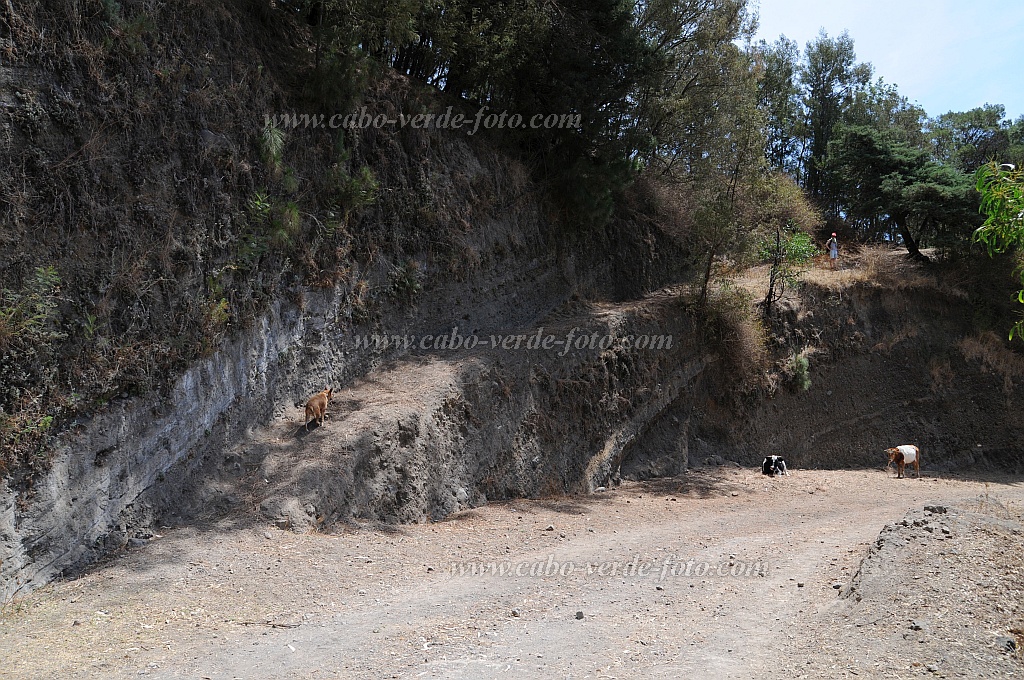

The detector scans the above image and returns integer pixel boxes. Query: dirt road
[2,468,1022,679]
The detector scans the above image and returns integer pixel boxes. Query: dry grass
[800,246,968,300]
[869,322,921,355]
[730,263,771,298]
[928,355,955,393]
[702,282,769,388]
[959,331,1024,393]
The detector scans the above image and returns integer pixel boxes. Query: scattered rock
[910,620,926,632]
[455,487,469,503]
[263,531,273,540]
[926,664,938,673]
[544,525,555,532]
[730,491,739,497]
[575,611,584,620]
[655,586,664,591]
[594,487,606,493]
[511,609,520,618]
[797,582,805,588]
[924,505,947,514]
[995,635,1017,652]
[832,582,843,589]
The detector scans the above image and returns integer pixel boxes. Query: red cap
[831,233,836,236]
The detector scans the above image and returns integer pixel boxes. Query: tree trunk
[895,217,930,262]
[697,242,718,311]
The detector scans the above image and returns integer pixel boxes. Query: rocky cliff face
[0,0,685,599]
[0,115,692,601]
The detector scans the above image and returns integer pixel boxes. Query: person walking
[825,232,838,269]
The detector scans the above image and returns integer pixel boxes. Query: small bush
[786,352,812,391]
[260,120,285,177]
[247,190,272,223]
[0,267,64,475]
[330,164,379,219]
[270,201,302,247]
[388,259,421,303]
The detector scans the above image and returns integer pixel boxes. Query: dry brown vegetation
[960,330,1024,393]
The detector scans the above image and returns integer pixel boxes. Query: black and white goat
[762,455,789,477]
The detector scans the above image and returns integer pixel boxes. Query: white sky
[751,0,1024,121]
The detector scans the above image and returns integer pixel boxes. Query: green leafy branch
[974,162,1024,339]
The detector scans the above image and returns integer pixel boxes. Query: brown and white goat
[304,387,333,431]
[885,444,921,479]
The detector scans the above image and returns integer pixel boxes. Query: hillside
[2,0,1024,619]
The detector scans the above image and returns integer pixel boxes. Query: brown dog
[304,387,333,431]
[885,445,921,479]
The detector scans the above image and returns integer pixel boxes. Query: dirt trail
[3,469,1022,679]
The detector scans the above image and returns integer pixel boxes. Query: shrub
[387,259,421,303]
[786,352,811,391]
[330,164,379,219]
[260,119,286,177]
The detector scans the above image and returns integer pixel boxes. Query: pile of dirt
[777,496,1024,678]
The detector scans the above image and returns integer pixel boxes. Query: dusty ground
[2,468,1022,679]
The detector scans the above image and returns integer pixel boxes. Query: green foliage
[247,191,272,223]
[329,165,379,218]
[0,267,64,473]
[282,167,299,194]
[757,37,802,174]
[200,298,231,355]
[787,352,811,391]
[82,313,99,339]
[931,105,1014,173]
[387,259,422,303]
[759,225,815,314]
[974,162,1024,339]
[260,119,285,177]
[303,44,373,112]
[101,0,121,23]
[797,30,873,205]
[641,1,758,178]
[974,163,1024,256]
[296,0,753,230]
[828,125,980,257]
[0,266,64,355]
[844,79,927,149]
[271,201,302,247]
